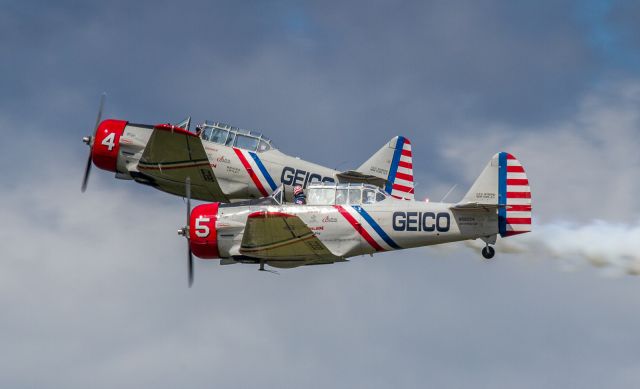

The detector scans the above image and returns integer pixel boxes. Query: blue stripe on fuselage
[249,152,278,191]
[498,152,507,237]
[353,205,401,250]
[385,136,405,194]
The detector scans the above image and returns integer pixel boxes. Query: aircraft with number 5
[175,152,532,285]
[80,96,415,202]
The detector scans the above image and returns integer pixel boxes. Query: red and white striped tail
[500,152,532,237]
[386,136,414,200]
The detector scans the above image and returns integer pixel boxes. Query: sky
[1,0,640,387]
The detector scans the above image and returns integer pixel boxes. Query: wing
[135,124,228,202]
[240,211,339,266]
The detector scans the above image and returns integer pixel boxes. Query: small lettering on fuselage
[475,192,496,200]
[280,167,335,187]
[392,212,451,232]
[227,166,241,175]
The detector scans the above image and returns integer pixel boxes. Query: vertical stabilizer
[499,153,532,237]
[383,136,414,200]
[460,152,532,237]
[355,136,415,200]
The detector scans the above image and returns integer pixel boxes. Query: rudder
[384,136,414,200]
[460,152,532,237]
[499,152,532,237]
[355,136,415,200]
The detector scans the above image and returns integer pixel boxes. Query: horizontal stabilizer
[336,170,387,188]
[450,202,505,211]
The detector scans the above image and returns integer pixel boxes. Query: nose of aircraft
[90,119,127,171]
[189,203,221,259]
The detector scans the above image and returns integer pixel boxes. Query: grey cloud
[588,0,640,71]
[1,0,635,195]
[437,80,640,222]
[3,2,640,388]
[467,219,640,276]
[0,2,622,141]
[1,145,640,388]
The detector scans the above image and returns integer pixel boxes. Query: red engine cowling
[189,203,221,259]
[92,119,128,172]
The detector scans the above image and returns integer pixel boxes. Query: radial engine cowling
[91,119,127,172]
[189,203,220,259]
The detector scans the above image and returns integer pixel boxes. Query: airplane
[176,151,532,286]
[80,96,415,202]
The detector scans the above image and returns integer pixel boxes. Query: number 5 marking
[101,132,116,151]
[195,216,211,237]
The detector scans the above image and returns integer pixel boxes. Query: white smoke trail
[467,220,640,276]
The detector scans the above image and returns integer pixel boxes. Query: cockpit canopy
[306,183,389,205]
[198,121,276,152]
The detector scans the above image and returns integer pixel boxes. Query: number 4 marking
[101,132,116,151]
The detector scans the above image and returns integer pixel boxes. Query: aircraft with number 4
[176,152,532,286]
[80,96,415,202]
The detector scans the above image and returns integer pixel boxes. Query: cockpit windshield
[235,134,259,151]
[209,128,229,144]
[201,127,213,141]
[308,188,336,205]
[197,121,276,152]
[306,184,389,205]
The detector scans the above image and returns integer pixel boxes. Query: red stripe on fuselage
[506,218,531,224]
[395,172,413,182]
[233,148,268,197]
[401,150,412,157]
[392,183,414,193]
[248,211,295,219]
[507,165,525,173]
[153,124,199,137]
[506,192,531,199]
[506,178,529,185]
[503,230,529,236]
[138,161,212,171]
[334,205,384,251]
[398,161,412,169]
[506,205,532,212]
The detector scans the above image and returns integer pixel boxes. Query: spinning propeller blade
[81,153,93,193]
[186,176,194,287]
[81,93,106,192]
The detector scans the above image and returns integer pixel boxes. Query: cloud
[0,142,637,388]
[3,2,640,388]
[0,137,639,388]
[429,79,640,278]
[466,219,640,277]
[0,1,612,163]
[438,80,640,222]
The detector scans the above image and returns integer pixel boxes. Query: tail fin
[460,152,531,237]
[354,136,414,200]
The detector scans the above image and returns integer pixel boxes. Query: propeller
[81,93,106,192]
[178,177,194,287]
